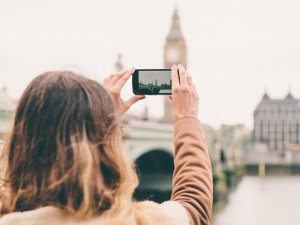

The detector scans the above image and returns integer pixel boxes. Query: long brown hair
[0,71,141,221]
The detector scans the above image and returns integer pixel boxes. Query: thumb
[124,95,146,108]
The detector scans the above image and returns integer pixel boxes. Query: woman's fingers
[187,72,193,87]
[186,72,198,98]
[171,65,179,89]
[103,68,134,98]
[108,70,128,88]
[102,68,146,117]
[114,68,135,90]
[178,64,188,87]
[102,74,114,88]
[171,65,199,120]
[102,68,132,90]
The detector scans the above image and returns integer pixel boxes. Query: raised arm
[170,65,213,225]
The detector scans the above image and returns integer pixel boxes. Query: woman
[0,65,212,225]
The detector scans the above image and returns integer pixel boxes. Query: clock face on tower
[166,47,180,63]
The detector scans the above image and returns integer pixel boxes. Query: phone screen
[132,69,172,95]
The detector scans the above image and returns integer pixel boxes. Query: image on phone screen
[132,69,172,95]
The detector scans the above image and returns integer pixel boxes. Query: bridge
[122,117,175,201]
[121,116,226,202]
[244,147,300,175]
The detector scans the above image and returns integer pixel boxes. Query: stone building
[253,91,300,155]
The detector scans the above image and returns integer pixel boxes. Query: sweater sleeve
[171,117,213,225]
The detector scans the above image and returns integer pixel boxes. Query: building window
[296,122,299,144]
[260,122,263,142]
[268,120,270,141]
[289,123,292,143]
[282,120,285,145]
[274,122,277,150]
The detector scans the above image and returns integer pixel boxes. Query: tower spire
[115,54,123,72]
[286,85,294,100]
[166,7,184,41]
[262,86,270,100]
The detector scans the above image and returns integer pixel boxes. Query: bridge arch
[135,149,174,174]
[134,149,174,202]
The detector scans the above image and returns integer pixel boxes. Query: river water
[213,176,300,225]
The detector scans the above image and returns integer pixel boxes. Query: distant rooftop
[259,90,299,104]
[254,90,300,114]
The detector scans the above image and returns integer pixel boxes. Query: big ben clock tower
[163,8,187,122]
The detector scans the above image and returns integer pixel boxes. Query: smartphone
[132,69,172,95]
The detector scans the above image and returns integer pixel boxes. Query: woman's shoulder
[0,201,190,225]
[135,200,190,225]
[0,206,67,225]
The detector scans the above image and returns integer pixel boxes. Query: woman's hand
[171,64,199,121]
[103,68,145,117]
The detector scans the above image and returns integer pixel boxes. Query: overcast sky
[1,0,300,128]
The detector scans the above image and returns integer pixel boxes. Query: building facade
[253,91,300,155]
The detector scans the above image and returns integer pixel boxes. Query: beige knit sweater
[0,117,213,225]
